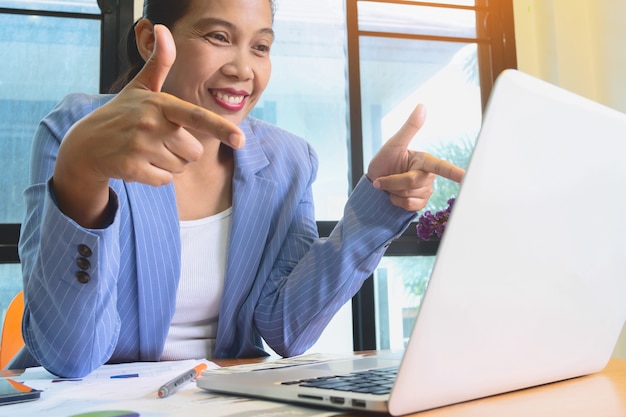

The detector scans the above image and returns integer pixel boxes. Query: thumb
[386,104,427,148]
[131,24,176,92]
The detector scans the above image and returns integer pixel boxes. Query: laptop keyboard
[281,366,398,395]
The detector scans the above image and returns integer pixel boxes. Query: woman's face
[162,0,274,128]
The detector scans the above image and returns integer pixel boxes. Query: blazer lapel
[218,119,276,352]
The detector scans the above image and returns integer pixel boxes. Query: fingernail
[230,133,244,149]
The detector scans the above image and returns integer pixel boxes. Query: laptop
[197,69,626,415]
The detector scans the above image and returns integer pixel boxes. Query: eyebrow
[193,17,275,39]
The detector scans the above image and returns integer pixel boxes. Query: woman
[13,0,464,378]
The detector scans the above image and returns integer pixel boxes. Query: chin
[222,108,254,126]
[223,113,248,127]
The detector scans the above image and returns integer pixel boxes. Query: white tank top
[160,207,232,360]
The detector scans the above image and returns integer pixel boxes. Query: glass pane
[253,0,349,220]
[360,34,482,347]
[0,13,100,222]
[359,36,480,213]
[374,256,436,349]
[0,264,22,320]
[0,0,99,14]
[358,2,476,38]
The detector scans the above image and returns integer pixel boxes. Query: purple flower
[416,197,455,241]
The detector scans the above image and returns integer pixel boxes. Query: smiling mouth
[211,90,246,105]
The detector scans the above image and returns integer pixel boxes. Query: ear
[135,18,156,62]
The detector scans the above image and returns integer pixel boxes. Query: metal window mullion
[346,0,365,192]
[100,1,133,93]
[358,30,489,44]
[355,0,483,12]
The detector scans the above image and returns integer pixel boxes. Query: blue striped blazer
[12,93,416,378]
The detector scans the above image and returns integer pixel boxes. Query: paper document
[0,359,339,417]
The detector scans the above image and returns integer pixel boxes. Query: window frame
[100,0,135,93]
[344,0,517,350]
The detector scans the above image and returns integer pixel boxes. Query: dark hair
[109,0,276,93]
[108,0,192,93]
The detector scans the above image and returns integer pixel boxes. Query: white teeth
[214,91,244,105]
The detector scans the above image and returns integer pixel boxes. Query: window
[346,0,517,350]
[0,0,132,315]
[258,0,516,351]
[254,0,350,221]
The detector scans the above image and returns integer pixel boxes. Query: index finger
[161,95,245,149]
[419,154,465,183]
[386,104,427,149]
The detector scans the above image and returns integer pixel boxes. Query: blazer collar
[217,118,277,354]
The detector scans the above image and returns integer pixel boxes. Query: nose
[222,49,254,81]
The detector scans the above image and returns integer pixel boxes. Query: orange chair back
[0,291,25,369]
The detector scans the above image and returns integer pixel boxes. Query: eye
[205,32,229,44]
[253,44,271,55]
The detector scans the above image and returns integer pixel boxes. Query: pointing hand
[366,104,465,212]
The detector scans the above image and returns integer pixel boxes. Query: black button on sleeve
[75,271,90,284]
[76,257,91,271]
[77,244,93,258]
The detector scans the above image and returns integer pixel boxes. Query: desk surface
[5,355,626,416]
[214,356,626,417]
